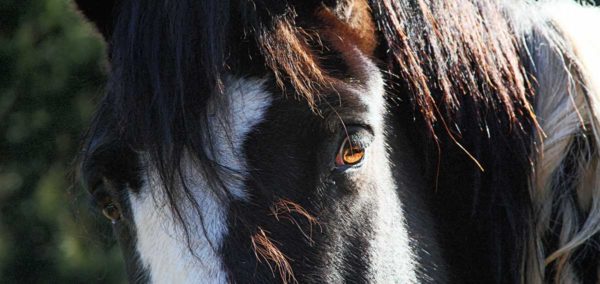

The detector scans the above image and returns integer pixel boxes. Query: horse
[74,0,600,283]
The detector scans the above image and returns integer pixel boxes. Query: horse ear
[74,0,116,39]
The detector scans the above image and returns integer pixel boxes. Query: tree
[0,0,125,282]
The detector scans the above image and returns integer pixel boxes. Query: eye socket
[91,181,122,224]
[335,136,366,167]
[102,203,121,224]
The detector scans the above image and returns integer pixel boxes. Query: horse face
[78,1,426,283]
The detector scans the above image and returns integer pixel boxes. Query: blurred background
[1,0,125,282]
[1,0,599,283]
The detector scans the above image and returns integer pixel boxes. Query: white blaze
[130,77,272,283]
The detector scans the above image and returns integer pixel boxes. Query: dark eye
[102,202,121,224]
[91,181,122,224]
[335,136,366,167]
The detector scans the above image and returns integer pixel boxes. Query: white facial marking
[130,77,272,283]
[367,133,418,284]
[368,90,417,283]
[345,51,418,283]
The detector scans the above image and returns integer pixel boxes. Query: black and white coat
[76,0,600,283]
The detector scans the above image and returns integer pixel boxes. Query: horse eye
[89,180,122,223]
[102,203,121,223]
[335,137,366,167]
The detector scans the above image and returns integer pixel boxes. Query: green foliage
[0,0,126,282]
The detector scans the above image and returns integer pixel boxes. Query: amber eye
[102,203,121,223]
[335,137,366,167]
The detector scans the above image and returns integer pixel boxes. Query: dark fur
[222,91,377,283]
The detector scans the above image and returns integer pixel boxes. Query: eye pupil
[336,136,366,167]
[343,146,365,164]
[102,203,121,223]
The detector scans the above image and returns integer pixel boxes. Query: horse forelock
[97,0,540,185]
[98,0,377,181]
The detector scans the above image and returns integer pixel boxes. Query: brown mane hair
[254,0,377,107]
[370,0,535,135]
[255,0,535,138]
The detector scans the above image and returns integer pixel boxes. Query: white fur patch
[130,77,272,283]
[346,52,418,283]
[369,138,418,284]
